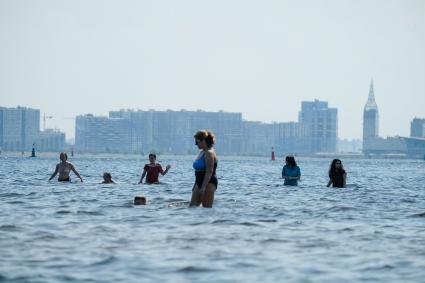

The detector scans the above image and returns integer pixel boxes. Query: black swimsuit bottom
[195,171,218,189]
[58,177,70,182]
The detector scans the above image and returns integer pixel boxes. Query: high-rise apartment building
[410,118,425,138]
[299,100,338,153]
[0,106,40,151]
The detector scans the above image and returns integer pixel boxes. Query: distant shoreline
[1,151,423,160]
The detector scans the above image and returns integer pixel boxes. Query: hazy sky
[1,0,424,140]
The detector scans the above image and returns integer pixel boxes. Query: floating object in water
[134,196,146,205]
[271,147,275,161]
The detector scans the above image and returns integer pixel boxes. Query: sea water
[1,155,425,283]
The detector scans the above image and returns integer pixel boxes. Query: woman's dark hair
[329,159,343,178]
[149,153,156,159]
[285,156,297,168]
[60,152,68,161]
[194,130,215,148]
[104,172,112,179]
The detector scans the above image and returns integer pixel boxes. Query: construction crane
[42,113,53,131]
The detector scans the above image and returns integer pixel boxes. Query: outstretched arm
[71,164,83,182]
[139,170,147,184]
[161,165,171,176]
[343,173,347,188]
[48,164,59,181]
[327,180,332,187]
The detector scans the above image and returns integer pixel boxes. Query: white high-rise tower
[363,79,379,151]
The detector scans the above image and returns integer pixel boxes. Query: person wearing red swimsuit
[138,153,171,184]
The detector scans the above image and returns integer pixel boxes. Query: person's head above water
[194,130,215,149]
[285,156,297,168]
[59,152,68,162]
[134,196,146,205]
[103,172,112,182]
[329,159,343,176]
[148,153,157,163]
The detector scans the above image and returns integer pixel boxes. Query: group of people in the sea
[281,156,347,188]
[48,130,347,208]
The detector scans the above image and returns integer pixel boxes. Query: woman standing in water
[48,152,83,182]
[327,159,346,188]
[190,130,218,208]
[282,156,301,186]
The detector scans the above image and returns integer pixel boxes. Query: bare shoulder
[206,149,217,160]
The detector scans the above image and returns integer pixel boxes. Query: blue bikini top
[193,152,218,172]
[193,152,206,171]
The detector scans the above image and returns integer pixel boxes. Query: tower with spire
[363,79,379,152]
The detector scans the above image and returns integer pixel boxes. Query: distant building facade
[75,114,131,153]
[338,138,362,153]
[0,106,40,151]
[108,109,243,154]
[299,100,338,153]
[410,118,425,138]
[37,129,66,152]
[76,102,339,155]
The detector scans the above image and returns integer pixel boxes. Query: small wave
[240,222,262,227]
[359,264,395,272]
[409,212,425,218]
[328,205,357,212]
[77,210,104,216]
[256,219,277,223]
[168,201,190,208]
[6,200,25,204]
[210,219,235,224]
[0,193,25,197]
[166,198,187,203]
[0,225,21,231]
[90,256,117,267]
[176,266,214,273]
[338,227,354,232]
[56,210,72,214]
[261,238,289,243]
[188,222,204,226]
[401,199,416,203]
[0,275,36,283]
[33,233,57,241]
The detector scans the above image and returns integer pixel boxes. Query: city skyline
[74,100,337,155]
[1,1,425,140]
[0,91,421,144]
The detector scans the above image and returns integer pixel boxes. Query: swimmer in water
[134,196,146,205]
[282,156,301,186]
[190,130,218,208]
[48,152,83,182]
[138,153,171,184]
[327,159,346,188]
[101,172,116,184]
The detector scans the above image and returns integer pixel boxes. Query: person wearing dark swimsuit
[327,159,347,188]
[190,130,218,208]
